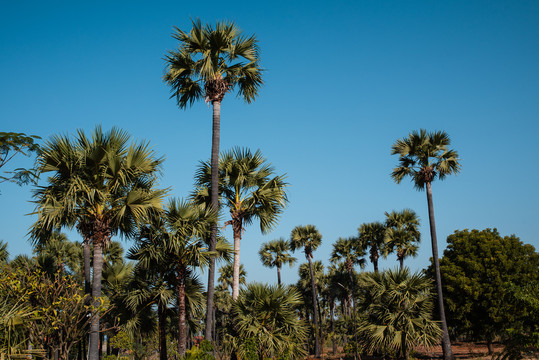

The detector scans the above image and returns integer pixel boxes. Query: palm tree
[164,20,263,337]
[233,283,308,360]
[30,126,166,360]
[0,240,9,263]
[194,147,287,300]
[290,225,322,358]
[384,209,421,270]
[33,230,79,273]
[391,129,460,360]
[259,238,296,285]
[358,222,386,273]
[358,269,442,360]
[129,199,218,357]
[218,262,247,293]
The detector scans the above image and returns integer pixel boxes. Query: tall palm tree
[129,199,218,357]
[30,126,166,360]
[384,209,421,270]
[290,225,322,358]
[391,129,460,360]
[358,222,386,273]
[0,240,9,264]
[259,238,296,285]
[164,20,263,337]
[194,147,287,300]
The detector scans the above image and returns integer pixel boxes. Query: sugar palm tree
[164,20,263,336]
[290,225,322,358]
[259,238,296,285]
[358,222,386,273]
[0,240,9,263]
[194,147,287,300]
[218,262,246,293]
[384,209,421,270]
[233,283,308,360]
[391,129,460,360]
[30,126,166,360]
[129,199,219,357]
[359,269,442,360]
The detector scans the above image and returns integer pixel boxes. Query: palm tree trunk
[89,243,104,360]
[205,100,221,339]
[83,238,91,296]
[426,182,454,360]
[308,256,321,358]
[178,272,187,358]
[232,220,241,300]
[330,300,336,355]
[277,266,281,286]
[158,303,167,360]
[399,255,404,270]
[371,247,379,273]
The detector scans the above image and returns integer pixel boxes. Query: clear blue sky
[1,0,538,285]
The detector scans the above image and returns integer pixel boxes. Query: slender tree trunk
[205,100,221,339]
[330,300,336,355]
[426,182,454,360]
[178,272,187,358]
[277,266,281,286]
[89,243,104,360]
[232,219,242,300]
[349,270,358,360]
[371,247,379,273]
[308,255,321,358]
[158,303,167,360]
[399,255,404,270]
[83,238,91,296]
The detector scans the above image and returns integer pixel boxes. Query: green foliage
[358,269,442,360]
[0,131,41,187]
[433,228,539,346]
[232,283,308,360]
[183,340,215,360]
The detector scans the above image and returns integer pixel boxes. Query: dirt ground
[320,342,507,359]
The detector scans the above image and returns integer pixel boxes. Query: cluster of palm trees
[2,16,464,360]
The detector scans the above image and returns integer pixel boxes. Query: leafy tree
[259,238,296,285]
[163,19,263,337]
[232,283,308,360]
[431,228,539,354]
[194,148,287,300]
[391,129,460,360]
[358,222,386,273]
[290,225,322,358]
[384,209,421,270]
[358,269,442,360]
[30,126,166,360]
[0,131,40,188]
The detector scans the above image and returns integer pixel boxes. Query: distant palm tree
[164,20,263,337]
[391,129,460,360]
[290,225,322,358]
[358,222,386,273]
[194,148,287,300]
[218,262,247,292]
[384,209,421,270]
[0,240,8,263]
[259,238,296,285]
[33,230,79,273]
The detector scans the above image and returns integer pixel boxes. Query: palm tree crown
[391,129,460,190]
[259,238,296,285]
[384,209,421,270]
[163,19,263,108]
[358,222,387,273]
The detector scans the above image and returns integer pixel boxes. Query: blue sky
[1,0,538,285]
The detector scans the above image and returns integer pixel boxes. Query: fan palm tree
[164,20,263,337]
[391,129,460,360]
[0,240,9,264]
[259,238,296,285]
[33,230,80,273]
[384,210,421,270]
[30,126,166,360]
[358,269,442,360]
[218,262,246,293]
[129,199,221,357]
[358,222,386,273]
[194,147,287,300]
[290,225,322,358]
[233,283,308,360]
